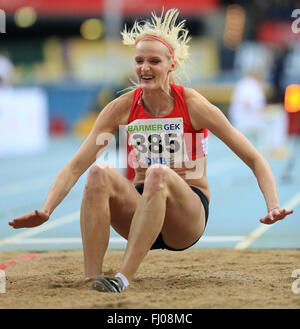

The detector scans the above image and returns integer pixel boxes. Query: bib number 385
[132,133,180,154]
[127,118,188,166]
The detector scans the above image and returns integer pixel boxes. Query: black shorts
[134,184,209,251]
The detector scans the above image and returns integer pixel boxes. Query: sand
[0,249,299,309]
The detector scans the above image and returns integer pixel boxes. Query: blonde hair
[121,8,191,85]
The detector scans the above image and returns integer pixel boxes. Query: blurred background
[0,0,300,250]
[1,0,300,149]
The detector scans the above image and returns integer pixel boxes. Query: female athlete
[9,9,293,293]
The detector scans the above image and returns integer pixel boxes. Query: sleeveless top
[126,84,208,168]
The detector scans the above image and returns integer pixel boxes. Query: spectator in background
[228,69,267,145]
[0,50,14,86]
[271,44,289,104]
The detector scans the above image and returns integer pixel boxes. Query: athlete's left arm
[185,88,293,224]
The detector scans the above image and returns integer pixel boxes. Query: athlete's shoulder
[113,90,136,108]
[183,87,214,115]
[108,90,136,117]
[93,90,135,129]
[182,87,221,130]
[183,87,207,104]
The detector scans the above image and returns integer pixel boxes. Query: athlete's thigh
[162,169,206,248]
[96,164,141,239]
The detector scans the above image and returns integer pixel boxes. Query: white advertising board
[0,87,48,157]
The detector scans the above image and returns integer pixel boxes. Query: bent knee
[144,165,169,194]
[85,164,111,193]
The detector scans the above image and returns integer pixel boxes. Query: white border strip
[234,191,300,250]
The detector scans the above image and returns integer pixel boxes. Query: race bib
[127,118,189,167]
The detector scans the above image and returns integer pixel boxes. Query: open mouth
[141,75,154,81]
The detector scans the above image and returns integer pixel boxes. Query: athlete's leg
[80,163,140,279]
[119,164,206,281]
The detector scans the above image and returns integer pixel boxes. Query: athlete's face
[134,40,175,90]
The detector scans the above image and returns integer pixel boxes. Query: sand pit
[0,249,299,309]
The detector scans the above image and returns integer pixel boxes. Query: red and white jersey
[126,84,208,168]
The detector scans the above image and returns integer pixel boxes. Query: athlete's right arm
[9,93,133,229]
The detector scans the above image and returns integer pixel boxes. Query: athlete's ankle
[115,272,130,291]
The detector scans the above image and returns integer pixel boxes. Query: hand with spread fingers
[259,208,294,225]
[9,210,49,229]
